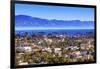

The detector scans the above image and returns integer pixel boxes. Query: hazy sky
[15,4,94,21]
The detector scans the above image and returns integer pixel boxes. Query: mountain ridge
[15,15,94,29]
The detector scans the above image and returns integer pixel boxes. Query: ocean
[15,29,94,36]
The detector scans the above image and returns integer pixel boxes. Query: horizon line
[15,27,94,30]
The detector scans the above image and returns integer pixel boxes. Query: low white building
[54,48,61,53]
[19,62,28,65]
[42,47,52,52]
[23,46,32,52]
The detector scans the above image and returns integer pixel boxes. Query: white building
[23,46,32,52]
[42,47,52,52]
[19,62,28,65]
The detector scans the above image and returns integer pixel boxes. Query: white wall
[0,0,100,69]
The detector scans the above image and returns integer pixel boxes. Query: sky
[15,3,94,21]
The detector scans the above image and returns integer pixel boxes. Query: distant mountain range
[15,15,94,29]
